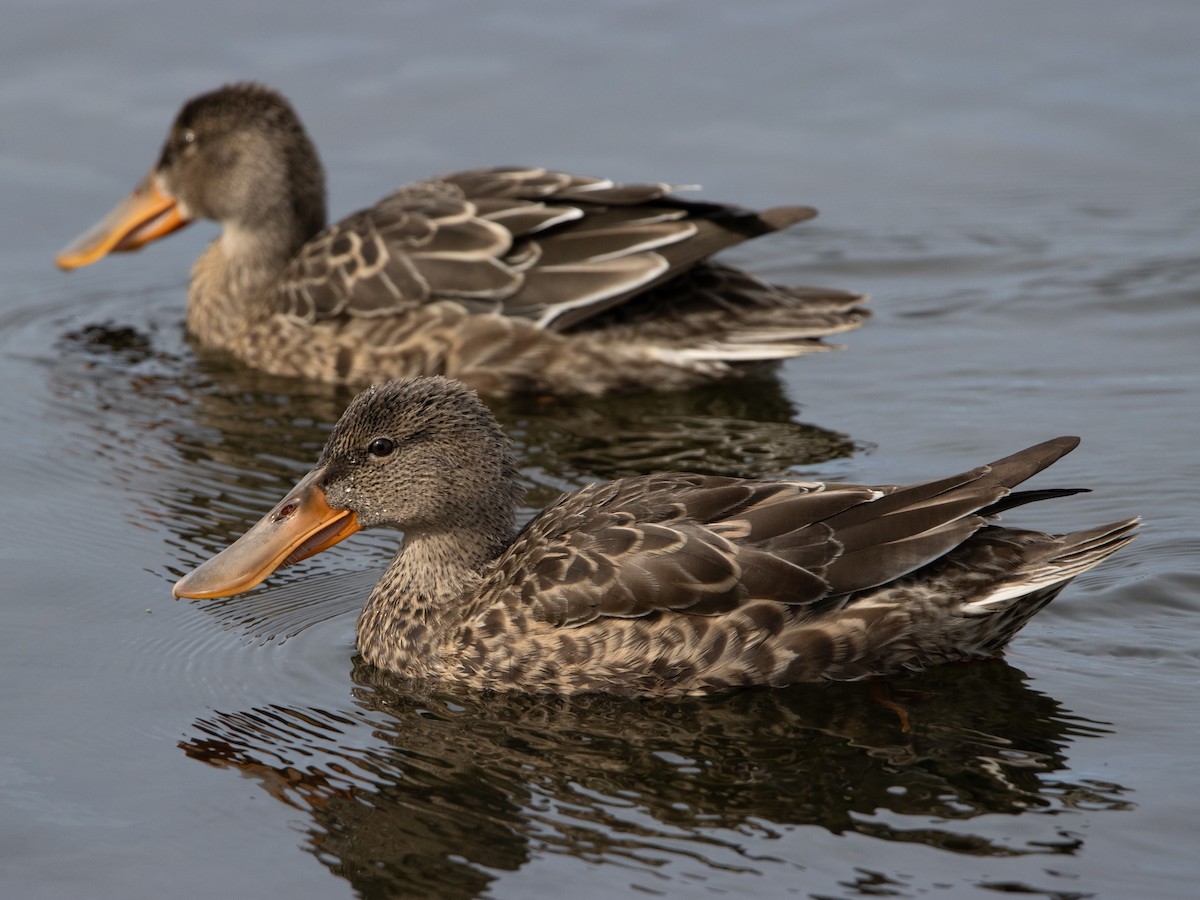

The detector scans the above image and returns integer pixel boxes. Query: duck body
[174,378,1137,697]
[57,84,866,395]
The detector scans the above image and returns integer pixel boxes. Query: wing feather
[273,166,816,330]
[477,440,1081,631]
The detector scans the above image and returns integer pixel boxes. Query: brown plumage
[173,377,1138,697]
[56,83,867,395]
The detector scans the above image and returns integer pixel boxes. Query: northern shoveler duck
[56,83,867,395]
[174,377,1137,696]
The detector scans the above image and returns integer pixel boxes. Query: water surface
[1,2,1197,898]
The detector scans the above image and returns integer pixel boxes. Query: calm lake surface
[2,2,1197,898]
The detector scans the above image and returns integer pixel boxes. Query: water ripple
[177,661,1131,898]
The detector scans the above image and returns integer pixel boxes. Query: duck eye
[367,437,396,458]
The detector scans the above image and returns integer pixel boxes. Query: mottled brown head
[56,83,329,271]
[318,377,522,538]
[158,83,327,239]
[173,377,522,601]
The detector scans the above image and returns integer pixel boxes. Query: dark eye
[367,437,396,458]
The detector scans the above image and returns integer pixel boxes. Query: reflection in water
[58,321,856,485]
[492,381,857,488]
[181,662,1131,898]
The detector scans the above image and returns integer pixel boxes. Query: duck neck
[186,214,320,350]
[355,523,514,677]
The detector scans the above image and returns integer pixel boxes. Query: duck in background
[57,83,866,395]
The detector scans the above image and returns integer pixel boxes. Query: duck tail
[755,205,819,232]
[959,518,1140,651]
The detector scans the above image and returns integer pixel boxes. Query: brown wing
[479,475,835,627]
[275,183,520,321]
[274,166,815,330]
[480,437,1082,628]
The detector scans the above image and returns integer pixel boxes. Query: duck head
[174,377,520,599]
[57,83,327,270]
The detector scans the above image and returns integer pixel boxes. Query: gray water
[2,1,1198,898]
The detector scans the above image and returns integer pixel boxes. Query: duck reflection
[57,318,856,490]
[181,661,1131,898]
[492,380,856,489]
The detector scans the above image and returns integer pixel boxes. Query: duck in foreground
[174,377,1137,696]
[56,83,866,396]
